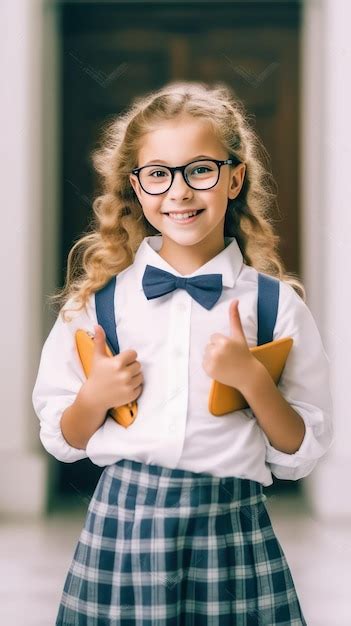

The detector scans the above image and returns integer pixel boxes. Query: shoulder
[238,267,325,351]
[277,279,308,317]
[236,264,311,321]
[250,270,306,314]
[274,279,323,344]
[58,292,96,328]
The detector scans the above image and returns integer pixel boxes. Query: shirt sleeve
[32,295,97,463]
[258,280,335,481]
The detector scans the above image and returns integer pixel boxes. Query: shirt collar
[134,234,243,291]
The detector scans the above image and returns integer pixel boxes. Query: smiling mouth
[164,209,205,216]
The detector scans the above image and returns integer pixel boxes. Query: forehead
[137,115,226,165]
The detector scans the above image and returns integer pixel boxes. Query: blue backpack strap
[95,275,119,355]
[257,272,280,345]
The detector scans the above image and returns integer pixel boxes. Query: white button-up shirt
[32,235,334,486]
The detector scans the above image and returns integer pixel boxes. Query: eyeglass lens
[139,160,219,193]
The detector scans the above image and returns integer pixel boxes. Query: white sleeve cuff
[35,396,88,463]
[39,425,88,463]
[261,402,334,480]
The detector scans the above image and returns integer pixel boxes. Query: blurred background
[1,0,350,624]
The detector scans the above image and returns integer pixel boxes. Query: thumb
[92,324,107,357]
[229,299,245,339]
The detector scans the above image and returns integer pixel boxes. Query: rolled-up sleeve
[32,297,96,463]
[260,281,335,480]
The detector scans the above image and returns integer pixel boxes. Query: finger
[210,332,226,343]
[92,324,108,356]
[229,299,245,339]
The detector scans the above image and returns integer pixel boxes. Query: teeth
[168,210,198,220]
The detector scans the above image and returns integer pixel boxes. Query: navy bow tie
[142,264,223,310]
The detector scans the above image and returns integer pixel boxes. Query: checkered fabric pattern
[56,459,307,625]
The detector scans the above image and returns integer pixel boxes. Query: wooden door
[54,0,301,509]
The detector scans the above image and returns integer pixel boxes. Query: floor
[0,491,348,625]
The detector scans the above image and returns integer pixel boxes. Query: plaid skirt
[56,458,307,626]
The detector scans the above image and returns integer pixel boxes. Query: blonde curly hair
[49,80,305,322]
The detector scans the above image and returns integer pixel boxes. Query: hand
[202,299,257,392]
[83,324,144,412]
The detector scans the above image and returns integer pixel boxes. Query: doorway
[54,0,301,509]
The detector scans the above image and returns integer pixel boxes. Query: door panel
[56,1,301,508]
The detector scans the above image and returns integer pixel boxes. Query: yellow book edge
[208,336,294,416]
[75,329,138,429]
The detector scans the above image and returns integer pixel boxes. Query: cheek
[141,198,163,215]
[206,188,228,209]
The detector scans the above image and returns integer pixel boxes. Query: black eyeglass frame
[130,156,242,195]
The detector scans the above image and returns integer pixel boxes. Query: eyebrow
[142,154,214,166]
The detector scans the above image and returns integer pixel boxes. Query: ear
[129,174,143,205]
[228,163,246,200]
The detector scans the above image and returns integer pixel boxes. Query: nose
[168,170,193,200]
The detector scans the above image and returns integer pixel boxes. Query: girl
[32,81,333,625]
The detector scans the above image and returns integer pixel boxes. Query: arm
[246,281,334,480]
[240,359,306,454]
[32,296,97,462]
[60,382,108,450]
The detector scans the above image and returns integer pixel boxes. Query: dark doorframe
[53,0,301,509]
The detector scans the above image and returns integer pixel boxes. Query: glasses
[130,156,242,195]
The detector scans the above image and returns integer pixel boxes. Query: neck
[157,232,227,275]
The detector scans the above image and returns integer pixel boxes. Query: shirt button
[174,347,183,357]
[169,423,176,433]
[177,302,186,312]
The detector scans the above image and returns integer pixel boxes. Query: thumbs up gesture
[82,324,144,414]
[91,324,113,360]
[202,299,256,392]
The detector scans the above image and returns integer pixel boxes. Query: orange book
[75,329,137,428]
[208,336,293,416]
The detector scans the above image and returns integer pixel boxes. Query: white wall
[301,0,351,519]
[0,0,60,516]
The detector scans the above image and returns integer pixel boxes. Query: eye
[192,166,211,175]
[147,169,169,178]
